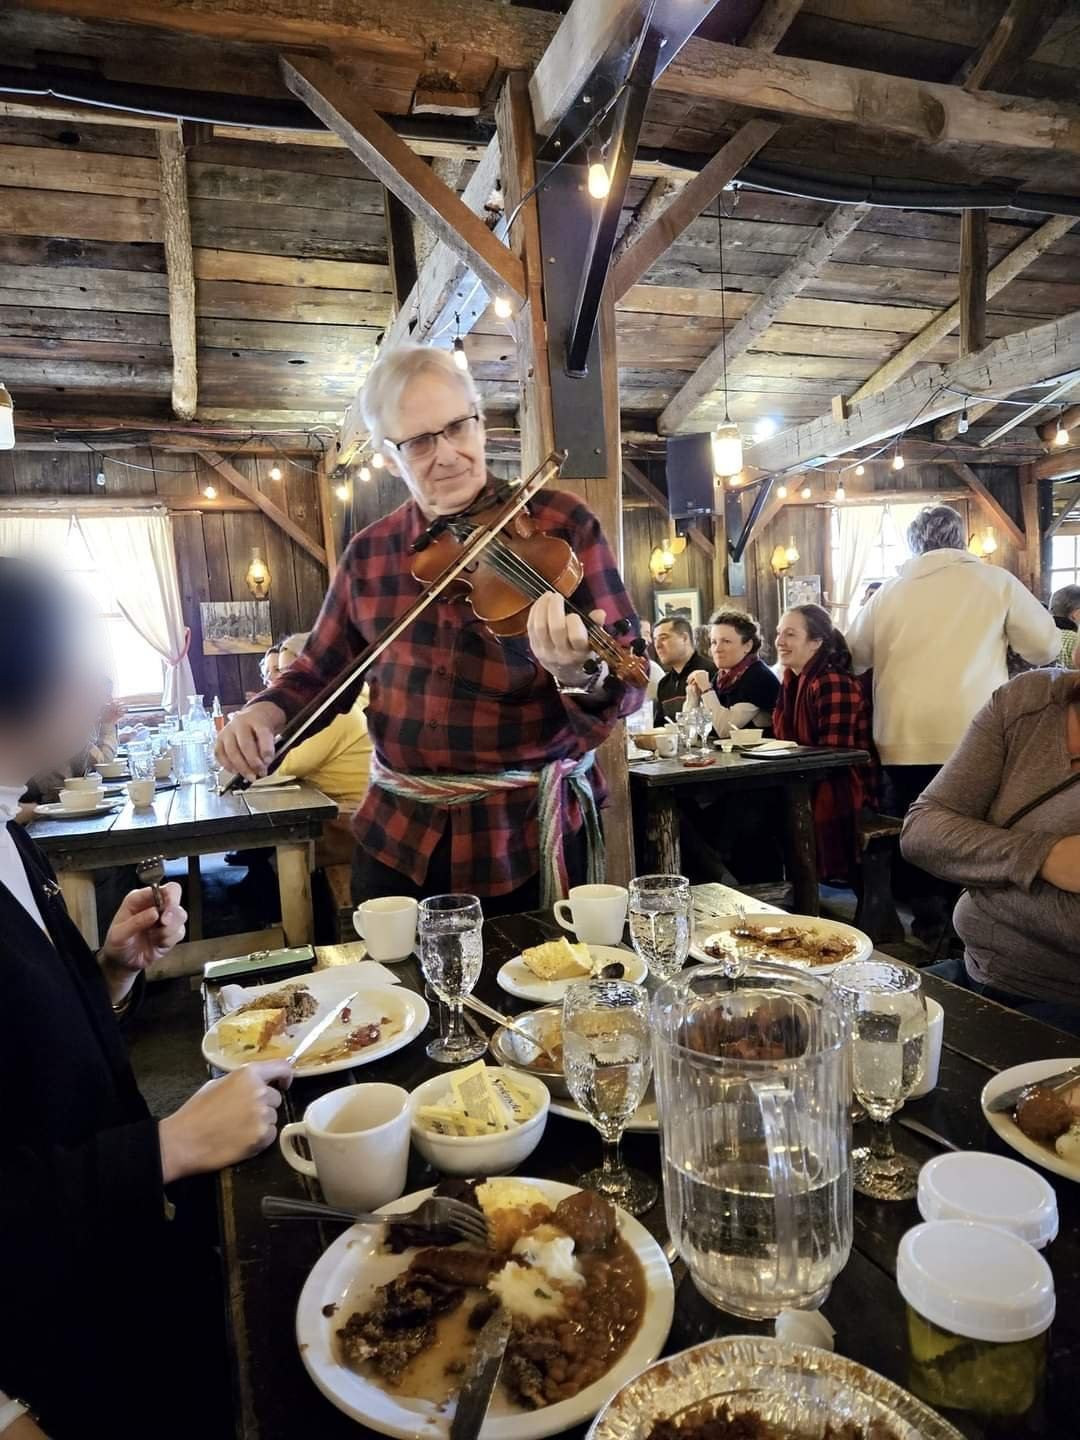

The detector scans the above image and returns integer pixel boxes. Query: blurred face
[382,371,487,518]
[0,643,104,785]
[278,646,300,673]
[710,624,752,671]
[261,649,280,685]
[654,621,694,669]
[775,611,822,674]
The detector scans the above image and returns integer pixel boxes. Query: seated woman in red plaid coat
[216,344,645,915]
[773,604,878,884]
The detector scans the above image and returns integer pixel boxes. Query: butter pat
[450,1060,515,1131]
[520,937,592,981]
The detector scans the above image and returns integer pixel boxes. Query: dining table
[29,775,336,970]
[628,747,870,915]
[207,882,1079,1440]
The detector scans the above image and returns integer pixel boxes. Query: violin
[219,450,647,792]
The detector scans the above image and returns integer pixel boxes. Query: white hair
[907,504,966,556]
[360,343,484,449]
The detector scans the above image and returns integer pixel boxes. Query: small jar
[897,1220,1054,1418]
[917,1151,1059,1249]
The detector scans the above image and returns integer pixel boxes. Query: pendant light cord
[717,209,731,425]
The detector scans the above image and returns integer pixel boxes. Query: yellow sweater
[285,696,371,811]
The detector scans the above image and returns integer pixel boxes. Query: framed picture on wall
[782,575,822,610]
[654,587,702,629]
[200,600,272,655]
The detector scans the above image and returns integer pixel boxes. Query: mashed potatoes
[488,1224,585,1322]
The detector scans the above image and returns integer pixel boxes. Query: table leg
[58,870,99,949]
[276,842,313,945]
[784,780,819,915]
[644,789,681,874]
[186,854,203,941]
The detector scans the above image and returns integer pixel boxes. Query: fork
[136,855,166,916]
[260,1193,490,1243]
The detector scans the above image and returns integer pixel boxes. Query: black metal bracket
[728,476,776,563]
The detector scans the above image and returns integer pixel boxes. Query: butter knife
[288,990,360,1068]
[985,1061,1080,1114]
[450,1308,512,1440]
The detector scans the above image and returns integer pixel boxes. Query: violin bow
[219,450,567,793]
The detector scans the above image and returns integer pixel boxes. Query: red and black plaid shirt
[261,487,643,894]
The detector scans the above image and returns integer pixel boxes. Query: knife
[287,990,360,1069]
[985,1061,1080,1114]
[450,1308,512,1440]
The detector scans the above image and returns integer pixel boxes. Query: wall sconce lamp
[649,531,687,583]
[245,548,271,599]
[771,539,800,577]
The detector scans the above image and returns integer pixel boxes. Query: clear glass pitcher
[653,959,852,1319]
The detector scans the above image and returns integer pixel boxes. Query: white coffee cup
[279,1083,411,1210]
[655,732,678,759]
[154,754,173,779]
[127,778,156,808]
[911,998,944,1098]
[353,896,419,962]
[60,785,104,811]
[554,883,629,946]
[66,774,102,791]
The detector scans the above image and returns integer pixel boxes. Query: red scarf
[776,646,830,743]
[714,651,757,695]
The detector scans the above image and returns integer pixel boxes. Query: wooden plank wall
[0,447,328,704]
[623,506,716,629]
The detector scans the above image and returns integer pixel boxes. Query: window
[1050,533,1080,594]
[830,506,916,604]
[59,520,165,702]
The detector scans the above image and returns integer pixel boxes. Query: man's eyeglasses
[385,413,480,463]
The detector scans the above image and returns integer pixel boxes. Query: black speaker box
[666,433,719,519]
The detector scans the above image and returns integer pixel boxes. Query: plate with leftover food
[498,939,646,1004]
[202,973,428,1077]
[296,1176,674,1440]
[587,1336,964,1440]
[692,912,871,972]
[548,1093,658,1134]
[981,1058,1080,1184]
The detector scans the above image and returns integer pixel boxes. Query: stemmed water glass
[691,704,713,755]
[628,873,692,983]
[562,979,657,1215]
[830,959,928,1200]
[418,893,486,1064]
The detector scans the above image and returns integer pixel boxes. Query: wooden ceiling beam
[1037,404,1080,443]
[959,0,1067,92]
[610,119,779,301]
[0,494,259,513]
[958,210,988,358]
[198,449,327,566]
[1047,477,1080,534]
[851,214,1077,411]
[281,54,524,306]
[658,203,871,434]
[1034,448,1080,482]
[947,460,1026,548]
[155,122,197,423]
[748,311,1080,476]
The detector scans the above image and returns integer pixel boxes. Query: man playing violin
[216,344,644,913]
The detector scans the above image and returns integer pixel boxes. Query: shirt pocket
[450,621,539,700]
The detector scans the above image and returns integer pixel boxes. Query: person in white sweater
[847,502,1059,938]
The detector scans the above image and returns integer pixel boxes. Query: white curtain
[0,514,72,560]
[77,513,195,711]
[887,502,933,560]
[832,506,882,624]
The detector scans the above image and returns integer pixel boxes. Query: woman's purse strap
[1000,770,1080,831]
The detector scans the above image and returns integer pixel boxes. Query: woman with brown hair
[773,604,876,883]
[687,607,780,739]
[902,668,1080,1031]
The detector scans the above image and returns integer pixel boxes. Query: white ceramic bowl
[731,727,764,746]
[409,1069,550,1176]
[65,774,103,791]
[60,785,105,811]
[97,760,127,778]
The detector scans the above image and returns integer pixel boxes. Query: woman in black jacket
[0,558,292,1439]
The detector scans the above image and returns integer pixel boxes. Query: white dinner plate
[35,801,122,820]
[295,1178,674,1440]
[549,1091,658,1134]
[202,975,428,1078]
[981,1058,1080,1184]
[497,945,646,1003]
[690,911,873,975]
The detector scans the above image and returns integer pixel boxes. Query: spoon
[460,993,555,1063]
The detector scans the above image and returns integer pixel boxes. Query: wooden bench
[854,811,906,943]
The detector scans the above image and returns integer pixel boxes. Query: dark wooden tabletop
[28,778,337,867]
[209,887,1079,1440]
[627,746,871,790]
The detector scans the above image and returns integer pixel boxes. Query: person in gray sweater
[901,668,1080,1031]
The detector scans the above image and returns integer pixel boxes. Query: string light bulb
[268,463,283,481]
[493,295,513,319]
[452,336,469,371]
[776,483,788,499]
[957,408,969,436]
[95,469,107,488]
[855,464,865,477]
[892,452,905,471]
[785,539,800,565]
[586,147,610,200]
[1055,412,1071,446]
[800,483,812,499]
[334,481,350,502]
[203,483,217,500]
[835,480,846,502]
[371,451,385,469]
[359,464,372,482]
[753,417,777,441]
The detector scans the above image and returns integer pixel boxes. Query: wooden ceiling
[2,0,1079,471]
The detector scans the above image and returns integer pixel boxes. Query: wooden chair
[854,812,906,944]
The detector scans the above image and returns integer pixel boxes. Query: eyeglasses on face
[385,412,480,463]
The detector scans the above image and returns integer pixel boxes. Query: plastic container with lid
[917,1151,1059,1248]
[897,1220,1055,1417]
